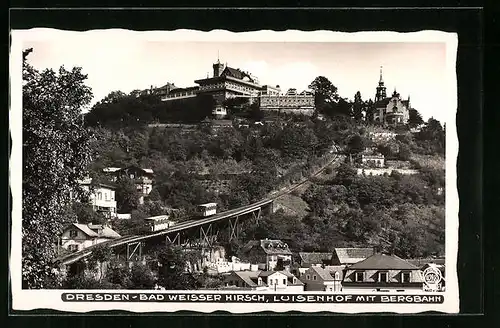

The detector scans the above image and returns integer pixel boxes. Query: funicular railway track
[57,147,344,266]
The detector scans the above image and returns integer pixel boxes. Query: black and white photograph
[10,28,458,313]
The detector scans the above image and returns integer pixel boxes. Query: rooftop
[309,266,335,281]
[298,252,333,265]
[103,166,154,175]
[232,270,261,287]
[334,248,375,264]
[68,223,121,239]
[242,239,293,255]
[348,253,418,270]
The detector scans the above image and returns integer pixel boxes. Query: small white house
[224,270,304,292]
[301,266,344,292]
[61,223,121,252]
[360,154,385,168]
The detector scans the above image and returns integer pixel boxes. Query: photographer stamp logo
[423,266,443,291]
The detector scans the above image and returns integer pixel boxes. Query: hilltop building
[373,66,411,126]
[161,59,315,116]
[359,154,386,168]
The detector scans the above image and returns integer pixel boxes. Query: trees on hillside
[22,49,94,288]
[352,91,365,121]
[299,171,445,258]
[346,134,367,155]
[308,76,339,115]
[279,125,318,160]
[364,99,376,123]
[414,117,446,155]
[115,176,141,213]
[409,108,424,127]
[156,246,199,290]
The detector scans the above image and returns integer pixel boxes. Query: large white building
[160,59,315,116]
[78,178,117,219]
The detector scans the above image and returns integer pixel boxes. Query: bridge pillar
[262,201,274,215]
[251,207,262,224]
[126,242,143,262]
[228,216,239,241]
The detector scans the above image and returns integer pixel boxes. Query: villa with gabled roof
[60,223,121,253]
[342,252,424,292]
[240,239,293,271]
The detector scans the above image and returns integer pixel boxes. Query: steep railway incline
[57,149,344,266]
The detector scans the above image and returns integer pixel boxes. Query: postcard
[10,28,458,313]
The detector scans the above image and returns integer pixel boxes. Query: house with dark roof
[240,239,293,271]
[224,270,304,292]
[342,253,424,292]
[61,223,121,253]
[300,266,344,292]
[298,252,334,268]
[332,248,375,265]
[103,166,154,204]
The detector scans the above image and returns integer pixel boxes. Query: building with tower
[160,57,315,117]
[373,66,411,126]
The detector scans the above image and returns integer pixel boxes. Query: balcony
[91,199,117,209]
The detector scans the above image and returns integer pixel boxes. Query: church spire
[375,65,387,102]
[217,50,220,63]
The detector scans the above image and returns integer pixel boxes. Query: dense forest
[78,83,446,261]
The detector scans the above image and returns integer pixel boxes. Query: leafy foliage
[156,246,200,290]
[22,50,94,288]
[352,91,365,121]
[409,108,424,127]
[115,176,141,213]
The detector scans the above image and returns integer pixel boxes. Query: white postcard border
[10,29,459,314]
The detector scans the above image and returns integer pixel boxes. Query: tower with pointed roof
[375,66,387,102]
[213,53,225,78]
[372,66,410,126]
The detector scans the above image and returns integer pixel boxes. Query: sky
[24,38,451,122]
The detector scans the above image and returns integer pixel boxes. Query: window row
[96,191,115,201]
[354,271,412,283]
